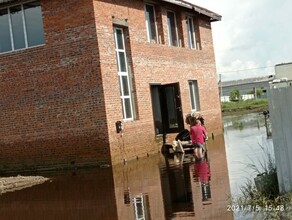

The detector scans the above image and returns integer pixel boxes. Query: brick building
[0,0,222,172]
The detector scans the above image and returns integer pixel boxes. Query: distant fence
[268,86,292,193]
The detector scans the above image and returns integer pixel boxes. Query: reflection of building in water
[133,194,151,220]
[124,187,131,205]
[113,140,232,220]
[122,163,131,206]
[114,155,165,220]
[193,159,212,203]
[0,136,233,220]
[160,154,195,219]
[201,182,211,202]
[159,154,214,218]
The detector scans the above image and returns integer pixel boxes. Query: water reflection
[0,135,233,220]
[223,113,274,220]
[160,153,195,219]
[223,113,264,130]
[224,113,274,197]
[159,135,232,220]
[133,194,151,220]
[193,158,211,203]
[0,169,118,220]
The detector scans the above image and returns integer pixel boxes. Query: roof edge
[0,0,222,22]
[162,0,222,21]
[275,62,292,67]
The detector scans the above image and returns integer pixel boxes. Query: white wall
[275,63,292,81]
[269,85,292,193]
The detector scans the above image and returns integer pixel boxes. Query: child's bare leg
[198,148,203,159]
[194,148,199,159]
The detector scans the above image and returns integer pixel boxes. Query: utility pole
[219,74,223,99]
[254,87,257,99]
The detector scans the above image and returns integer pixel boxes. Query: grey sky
[189,0,292,81]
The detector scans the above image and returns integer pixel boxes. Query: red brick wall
[0,0,222,171]
[0,0,111,172]
[93,0,223,165]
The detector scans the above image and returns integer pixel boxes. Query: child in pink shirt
[190,119,207,160]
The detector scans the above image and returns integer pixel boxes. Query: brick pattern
[94,0,222,164]
[0,0,222,171]
[0,0,111,172]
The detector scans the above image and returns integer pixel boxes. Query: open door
[151,83,184,135]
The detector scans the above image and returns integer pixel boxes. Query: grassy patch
[221,99,269,115]
[232,144,292,219]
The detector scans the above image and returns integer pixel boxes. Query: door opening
[150,83,184,135]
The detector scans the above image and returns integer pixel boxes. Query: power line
[217,65,274,74]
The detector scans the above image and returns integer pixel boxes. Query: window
[133,194,150,220]
[134,195,146,220]
[114,27,134,120]
[189,80,200,111]
[167,11,178,46]
[145,4,157,43]
[186,16,196,49]
[0,1,44,53]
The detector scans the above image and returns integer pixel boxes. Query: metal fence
[268,85,292,193]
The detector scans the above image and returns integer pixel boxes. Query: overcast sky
[188,0,292,81]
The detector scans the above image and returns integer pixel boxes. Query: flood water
[223,112,274,220]
[224,112,274,196]
[0,113,271,220]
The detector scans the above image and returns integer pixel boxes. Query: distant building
[274,62,292,81]
[220,75,274,101]
[269,62,292,89]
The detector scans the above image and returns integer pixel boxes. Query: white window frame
[133,195,146,220]
[144,3,158,43]
[189,80,200,112]
[113,27,134,121]
[186,16,196,49]
[166,10,179,46]
[0,0,45,54]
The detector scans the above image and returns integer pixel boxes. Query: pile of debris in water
[0,175,49,194]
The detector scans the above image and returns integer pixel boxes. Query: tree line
[229,88,264,102]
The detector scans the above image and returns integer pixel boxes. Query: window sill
[0,44,46,55]
[123,118,135,123]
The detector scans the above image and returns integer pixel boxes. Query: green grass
[221,99,268,115]
[233,144,292,219]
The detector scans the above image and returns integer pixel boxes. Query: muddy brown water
[0,113,270,220]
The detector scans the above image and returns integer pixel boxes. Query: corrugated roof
[162,0,221,21]
[222,75,274,87]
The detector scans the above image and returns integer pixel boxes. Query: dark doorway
[150,83,184,135]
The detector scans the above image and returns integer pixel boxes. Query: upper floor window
[167,11,179,47]
[189,80,200,111]
[114,27,135,120]
[0,1,45,53]
[145,4,158,43]
[186,16,196,49]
